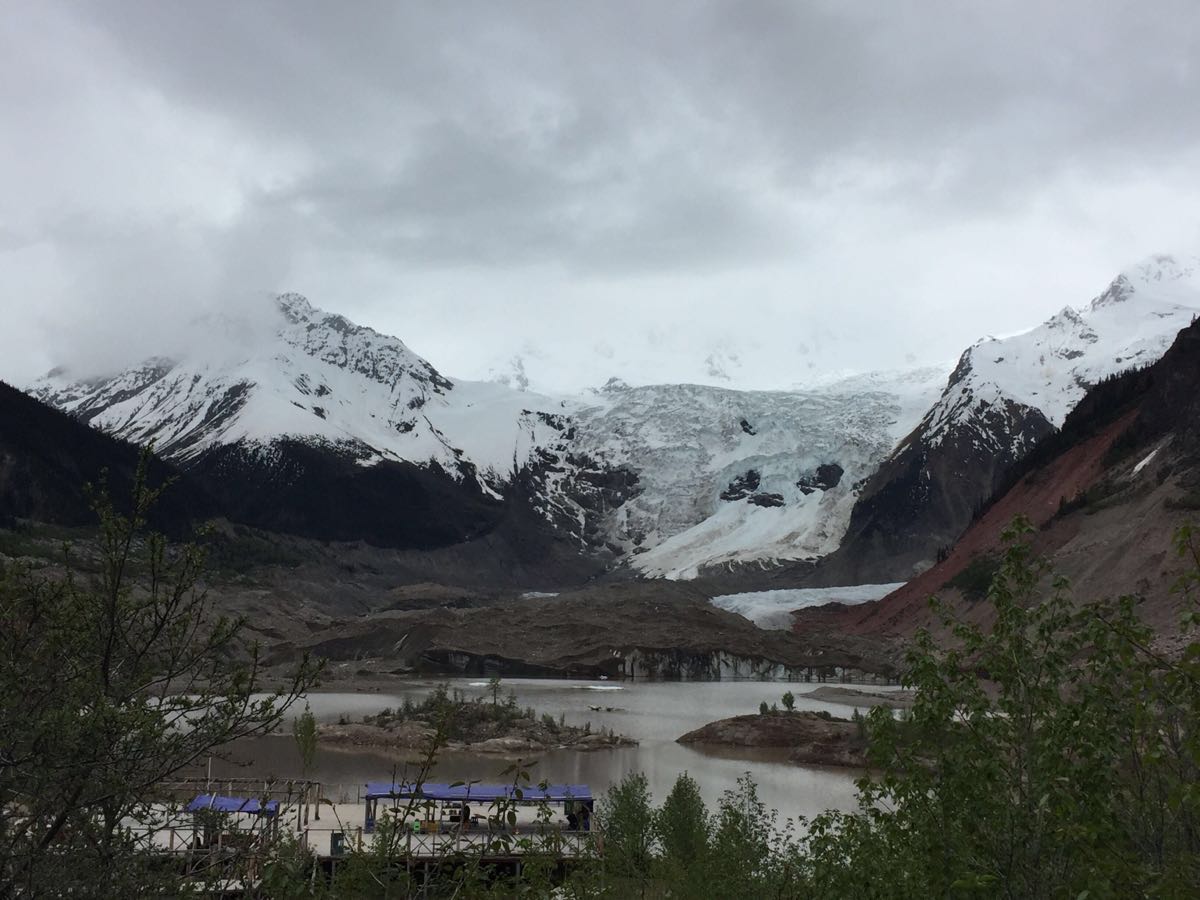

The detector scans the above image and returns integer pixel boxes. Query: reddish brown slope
[843,409,1138,639]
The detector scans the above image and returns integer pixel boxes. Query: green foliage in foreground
[799,519,1200,899]
[0,452,320,897]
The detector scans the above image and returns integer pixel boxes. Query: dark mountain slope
[0,380,212,534]
[829,388,1053,583]
[188,439,505,550]
[186,436,608,581]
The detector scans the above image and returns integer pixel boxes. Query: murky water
[203,678,884,825]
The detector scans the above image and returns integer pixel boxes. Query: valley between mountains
[4,253,1200,679]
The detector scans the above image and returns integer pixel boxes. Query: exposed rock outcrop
[677,711,867,768]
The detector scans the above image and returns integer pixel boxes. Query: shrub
[946,552,1001,600]
[0,453,318,895]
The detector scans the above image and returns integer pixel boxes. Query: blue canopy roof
[364,782,592,802]
[186,794,279,816]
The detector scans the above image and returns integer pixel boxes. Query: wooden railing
[356,827,595,860]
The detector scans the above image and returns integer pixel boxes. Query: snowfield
[711,583,905,630]
[33,294,574,496]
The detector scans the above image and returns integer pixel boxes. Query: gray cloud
[262,122,793,271]
[2,1,1199,389]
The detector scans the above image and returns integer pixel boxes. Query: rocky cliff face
[833,382,1054,582]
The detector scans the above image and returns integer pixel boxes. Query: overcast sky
[3,1,1200,392]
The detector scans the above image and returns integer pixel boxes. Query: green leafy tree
[292,702,320,821]
[292,703,318,777]
[707,774,783,897]
[0,453,320,896]
[599,772,655,891]
[653,772,711,894]
[802,517,1200,898]
[781,690,795,711]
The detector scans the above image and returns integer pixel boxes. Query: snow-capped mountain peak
[31,294,558,487]
[277,291,316,322]
[273,292,451,396]
[1090,253,1200,311]
[924,253,1200,445]
[828,252,1200,583]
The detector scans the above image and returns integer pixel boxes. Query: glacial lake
[204,678,888,826]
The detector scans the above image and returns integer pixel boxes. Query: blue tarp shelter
[363,782,592,832]
[185,794,279,816]
[364,782,591,802]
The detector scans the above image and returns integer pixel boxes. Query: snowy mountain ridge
[829,253,1200,584]
[31,294,949,577]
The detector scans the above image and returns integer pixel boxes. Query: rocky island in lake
[678,709,868,768]
[318,682,635,754]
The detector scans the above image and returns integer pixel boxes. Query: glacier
[711,583,905,630]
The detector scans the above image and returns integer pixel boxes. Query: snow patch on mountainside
[32,294,952,577]
[711,583,904,630]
